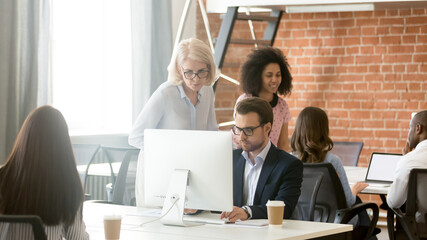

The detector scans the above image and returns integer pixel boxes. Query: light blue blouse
[128,81,218,149]
[324,152,356,208]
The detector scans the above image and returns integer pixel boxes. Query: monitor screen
[143,129,233,212]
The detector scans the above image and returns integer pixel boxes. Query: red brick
[362,37,379,45]
[334,28,347,36]
[324,92,349,100]
[389,102,405,109]
[348,28,362,36]
[412,9,426,15]
[324,38,343,46]
[365,74,383,81]
[382,65,393,72]
[323,66,335,74]
[402,92,426,101]
[356,11,374,18]
[333,19,355,27]
[295,75,315,82]
[309,20,331,28]
[327,101,343,108]
[285,21,308,29]
[340,56,355,65]
[320,29,333,37]
[368,83,382,91]
[375,46,387,54]
[347,46,359,54]
[404,74,426,81]
[368,65,381,73]
[384,54,412,63]
[375,130,400,138]
[311,67,322,74]
[377,27,390,35]
[362,27,376,35]
[333,48,345,55]
[318,48,331,56]
[390,27,405,34]
[284,39,310,47]
[365,120,384,128]
[374,10,386,17]
[374,102,388,109]
[356,55,382,64]
[399,9,411,16]
[310,39,323,47]
[312,57,337,65]
[380,18,404,25]
[357,19,378,26]
[350,92,375,100]
[414,54,427,63]
[381,36,402,44]
[385,74,402,81]
[361,46,374,54]
[350,120,364,128]
[386,9,399,17]
[406,16,427,24]
[403,36,416,44]
[406,64,419,72]
[375,92,400,99]
[292,30,306,38]
[316,75,339,83]
[350,129,375,138]
[406,26,420,34]
[329,110,349,118]
[393,65,405,72]
[384,140,398,148]
[344,37,360,45]
[313,12,327,19]
[388,45,415,54]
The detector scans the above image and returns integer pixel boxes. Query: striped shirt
[0,209,89,240]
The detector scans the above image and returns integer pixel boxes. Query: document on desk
[233,219,269,228]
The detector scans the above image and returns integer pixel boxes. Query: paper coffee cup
[266,200,285,227]
[104,215,122,240]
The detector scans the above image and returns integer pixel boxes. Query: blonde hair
[167,38,218,86]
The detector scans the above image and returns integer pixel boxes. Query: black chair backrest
[102,146,136,184]
[407,168,427,226]
[0,215,47,240]
[111,149,140,206]
[292,172,323,221]
[72,144,101,189]
[303,163,348,223]
[330,141,364,166]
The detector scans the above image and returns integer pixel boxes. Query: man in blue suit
[221,97,302,222]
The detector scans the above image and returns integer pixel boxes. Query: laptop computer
[364,152,402,186]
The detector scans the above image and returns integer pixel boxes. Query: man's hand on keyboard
[220,206,248,222]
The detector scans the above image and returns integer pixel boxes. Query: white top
[242,141,271,206]
[128,81,218,149]
[387,139,427,222]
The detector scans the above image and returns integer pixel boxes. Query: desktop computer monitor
[143,129,233,226]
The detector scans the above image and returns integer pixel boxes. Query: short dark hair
[235,97,273,126]
[240,47,292,96]
[291,106,333,163]
[413,110,427,130]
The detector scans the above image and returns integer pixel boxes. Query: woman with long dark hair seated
[0,106,89,239]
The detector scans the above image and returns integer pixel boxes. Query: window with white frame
[52,0,132,135]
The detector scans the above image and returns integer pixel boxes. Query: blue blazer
[233,144,303,219]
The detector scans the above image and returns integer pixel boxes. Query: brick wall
[196,5,427,167]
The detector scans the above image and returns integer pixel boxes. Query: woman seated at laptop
[290,106,368,208]
[0,106,89,239]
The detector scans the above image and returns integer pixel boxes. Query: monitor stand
[160,169,202,227]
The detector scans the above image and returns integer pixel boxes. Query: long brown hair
[291,106,333,163]
[0,105,83,226]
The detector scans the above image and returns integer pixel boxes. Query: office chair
[72,144,101,200]
[387,168,427,240]
[300,163,380,240]
[102,146,136,184]
[0,215,47,240]
[292,172,323,221]
[110,149,139,205]
[330,141,364,166]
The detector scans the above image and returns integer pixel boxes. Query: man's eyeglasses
[231,124,264,136]
[181,67,209,80]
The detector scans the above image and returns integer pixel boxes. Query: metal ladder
[213,6,283,90]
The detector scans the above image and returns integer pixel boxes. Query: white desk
[344,166,390,195]
[77,162,121,177]
[83,202,353,240]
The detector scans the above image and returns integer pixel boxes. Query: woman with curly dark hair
[233,47,293,152]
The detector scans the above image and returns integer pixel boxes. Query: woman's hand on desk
[220,206,249,222]
[351,182,369,195]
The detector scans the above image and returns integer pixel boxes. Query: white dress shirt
[387,139,427,222]
[128,81,218,149]
[242,141,272,206]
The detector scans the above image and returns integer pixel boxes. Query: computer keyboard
[183,211,228,225]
